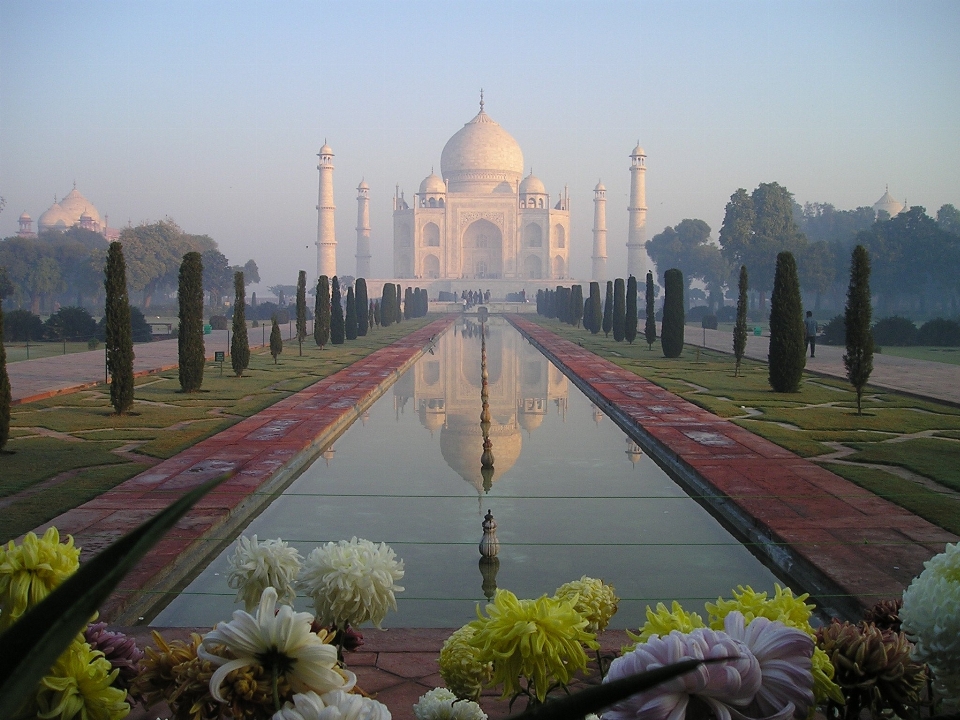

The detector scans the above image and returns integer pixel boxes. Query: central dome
[440,104,524,194]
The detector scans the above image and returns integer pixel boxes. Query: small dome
[357,179,369,190]
[58,187,101,227]
[594,180,606,192]
[419,172,446,195]
[38,202,73,231]
[631,143,645,157]
[19,211,31,221]
[873,188,904,218]
[319,142,334,156]
[520,172,546,195]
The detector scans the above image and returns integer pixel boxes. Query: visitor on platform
[804,311,818,358]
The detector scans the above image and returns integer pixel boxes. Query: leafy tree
[644,272,657,350]
[314,276,330,349]
[767,252,805,392]
[0,267,13,300]
[104,242,134,414]
[0,303,10,452]
[661,269,684,358]
[2,309,44,342]
[602,281,613,337]
[203,249,233,307]
[937,204,960,236]
[613,278,626,341]
[296,270,307,356]
[734,265,748,377]
[231,271,249,377]
[269,316,282,364]
[120,219,192,309]
[570,285,583,327]
[269,285,296,307]
[178,251,205,391]
[586,282,602,334]
[381,283,394,328]
[345,286,358,340]
[355,278,368,336]
[796,241,835,311]
[44,306,97,340]
[625,276,638,343]
[230,259,260,286]
[844,245,874,415]
[646,219,726,309]
[330,276,345,344]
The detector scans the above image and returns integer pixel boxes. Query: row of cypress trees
[537,277,640,344]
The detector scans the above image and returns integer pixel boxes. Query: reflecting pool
[153,316,780,628]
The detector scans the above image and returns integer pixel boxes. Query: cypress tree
[345,286,358,340]
[768,251,805,392]
[314,275,330,349]
[104,242,134,414]
[403,287,412,320]
[231,271,249,376]
[570,285,584,327]
[421,288,429,316]
[381,284,393,327]
[613,278,626,341]
[177,251,205,392]
[734,265,749,377]
[296,270,307,356]
[844,245,874,415]
[356,278,368,336]
[602,281,613,337]
[269,316,282,363]
[0,304,10,452]
[587,282,602,334]
[330,276,345,344]
[661,268,685,358]
[625,276,638,344]
[369,300,375,329]
[395,284,403,322]
[645,271,657,350]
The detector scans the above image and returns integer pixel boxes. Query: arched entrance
[523,254,543,279]
[461,219,503,279]
[423,254,440,279]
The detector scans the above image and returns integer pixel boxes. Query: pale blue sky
[1,0,958,288]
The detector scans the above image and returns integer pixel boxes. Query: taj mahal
[315,95,650,296]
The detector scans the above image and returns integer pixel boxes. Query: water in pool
[153,316,780,629]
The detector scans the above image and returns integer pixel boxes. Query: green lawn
[873,345,960,366]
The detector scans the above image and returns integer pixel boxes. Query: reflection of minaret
[627,143,648,280]
[592,180,607,283]
[625,436,643,466]
[356,180,371,278]
[316,141,337,279]
[321,445,336,465]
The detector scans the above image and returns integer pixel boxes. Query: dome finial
[479,88,484,112]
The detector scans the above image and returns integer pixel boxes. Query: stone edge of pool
[508,315,958,619]
[29,317,455,625]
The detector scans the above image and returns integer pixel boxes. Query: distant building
[23,184,120,240]
[873,186,905,219]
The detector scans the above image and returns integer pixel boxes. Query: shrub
[718,305,737,323]
[2,309,44,342]
[209,315,228,331]
[820,315,846,346]
[701,314,718,330]
[917,318,960,347]
[129,307,154,343]
[686,305,712,322]
[44,306,97,340]
[872,316,917,346]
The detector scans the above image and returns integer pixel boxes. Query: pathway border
[510,316,957,619]
[31,318,454,624]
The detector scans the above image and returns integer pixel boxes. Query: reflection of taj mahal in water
[392,317,569,492]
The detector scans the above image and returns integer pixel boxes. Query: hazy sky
[2,0,958,290]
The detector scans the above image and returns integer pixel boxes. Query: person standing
[804,311,818,358]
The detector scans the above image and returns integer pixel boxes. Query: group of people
[461,289,491,308]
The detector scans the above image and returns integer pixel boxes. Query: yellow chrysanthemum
[707,584,843,706]
[553,576,620,634]
[468,589,598,702]
[439,624,494,701]
[626,600,706,646]
[35,640,129,720]
[0,527,80,630]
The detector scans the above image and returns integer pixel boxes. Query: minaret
[316,141,336,279]
[355,179,371,278]
[627,142,648,280]
[592,180,607,282]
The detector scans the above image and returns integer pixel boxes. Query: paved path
[514,316,957,620]
[683,325,960,405]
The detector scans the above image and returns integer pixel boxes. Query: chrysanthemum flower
[0,527,80,630]
[298,537,404,629]
[467,589,598,702]
[199,587,356,703]
[901,542,960,704]
[227,535,303,612]
[439,625,493,701]
[554,576,620,634]
[272,689,392,720]
[413,687,487,720]
[628,600,706,645]
[603,627,761,720]
[35,639,130,720]
[84,621,144,700]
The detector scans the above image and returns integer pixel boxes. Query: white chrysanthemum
[227,534,302,611]
[199,587,356,702]
[902,542,960,704]
[273,690,392,720]
[413,687,487,720]
[298,537,404,628]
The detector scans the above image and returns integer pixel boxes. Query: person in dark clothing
[804,311,818,358]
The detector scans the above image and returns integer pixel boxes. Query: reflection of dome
[440,102,524,193]
[439,419,522,492]
[419,172,446,195]
[58,187,101,227]
[419,401,445,433]
[518,410,544,432]
[520,172,546,195]
[37,202,72,232]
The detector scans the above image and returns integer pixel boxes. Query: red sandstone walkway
[33,318,454,624]
[511,315,958,619]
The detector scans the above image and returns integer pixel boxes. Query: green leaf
[0,472,231,718]
[505,658,707,720]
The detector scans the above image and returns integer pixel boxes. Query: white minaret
[316,141,337,279]
[592,180,608,283]
[355,179,371,278]
[627,143,648,280]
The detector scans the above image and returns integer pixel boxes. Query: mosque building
[873,187,906,219]
[17,184,119,240]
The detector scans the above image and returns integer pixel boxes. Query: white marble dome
[37,202,72,232]
[419,172,446,195]
[58,187,101,227]
[440,106,524,193]
[520,172,546,195]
